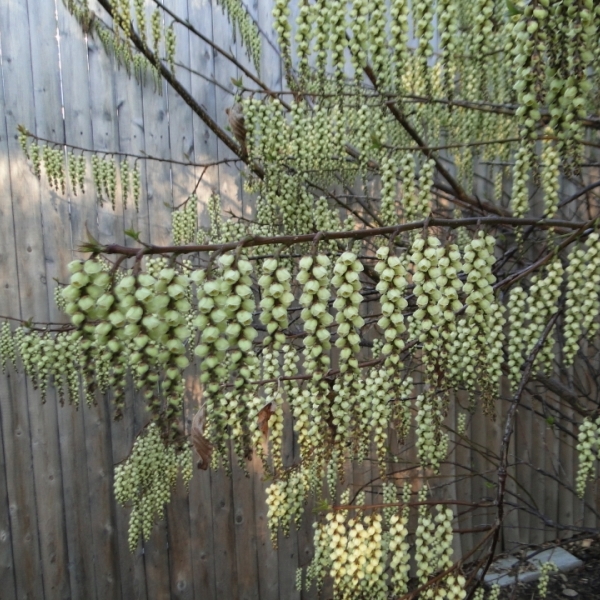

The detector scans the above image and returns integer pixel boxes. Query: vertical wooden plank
[188,0,219,230]
[557,398,575,540]
[0,385,17,600]
[211,0,242,217]
[297,503,315,600]
[62,5,125,599]
[277,403,300,600]
[470,405,487,550]
[231,455,260,600]
[111,21,152,600]
[187,379,217,598]
[441,392,462,559]
[528,393,545,546]
[500,377,520,552]
[188,465,217,596]
[0,370,41,600]
[86,2,126,247]
[164,0,195,206]
[0,26,30,600]
[187,2,218,595]
[38,4,107,598]
[26,1,75,594]
[53,5,101,599]
[139,0,174,247]
[161,4,195,596]
[515,393,533,544]
[253,455,280,600]
[453,391,474,553]
[543,389,560,539]
[209,465,239,598]
[2,0,74,597]
[133,5,174,598]
[190,2,240,598]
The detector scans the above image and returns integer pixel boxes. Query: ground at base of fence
[495,536,600,600]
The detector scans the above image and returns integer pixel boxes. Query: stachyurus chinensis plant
[4,0,600,597]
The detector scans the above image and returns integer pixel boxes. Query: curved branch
[99,215,589,258]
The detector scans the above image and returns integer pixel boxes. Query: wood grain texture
[55,9,105,600]
[110,8,151,599]
[0,54,21,600]
[162,2,196,597]
[0,1,595,599]
[1,1,70,598]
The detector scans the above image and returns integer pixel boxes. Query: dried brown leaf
[257,402,275,437]
[191,409,212,470]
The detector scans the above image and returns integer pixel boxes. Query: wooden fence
[0,1,597,599]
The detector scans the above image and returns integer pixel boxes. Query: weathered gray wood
[277,403,300,600]
[253,454,280,600]
[111,64,150,599]
[452,391,474,553]
[543,388,560,538]
[2,1,597,598]
[134,7,175,599]
[111,21,151,600]
[30,3,109,597]
[515,394,534,542]
[211,0,242,219]
[188,0,220,226]
[161,5,196,595]
[0,77,20,600]
[186,2,218,597]
[87,5,126,248]
[74,6,126,599]
[188,443,217,600]
[164,0,196,207]
[231,454,260,600]
[139,0,174,248]
[0,390,16,600]
[474,400,503,551]
[2,1,73,598]
[52,5,103,599]
[500,377,521,552]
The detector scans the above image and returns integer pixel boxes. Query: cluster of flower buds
[380,156,398,226]
[114,423,192,551]
[332,251,364,370]
[134,0,146,42]
[265,469,307,545]
[537,561,558,598]
[373,242,407,350]
[563,234,600,365]
[151,9,162,61]
[165,24,176,73]
[576,415,600,497]
[0,322,16,373]
[415,393,448,472]
[454,232,504,404]
[297,254,333,378]
[68,151,86,196]
[258,258,293,349]
[42,145,66,193]
[172,194,198,246]
[541,132,561,218]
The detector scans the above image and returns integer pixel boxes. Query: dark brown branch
[99,216,588,258]
[473,311,561,597]
[362,65,510,218]
[22,129,238,168]
[558,179,600,210]
[95,0,257,172]
[533,374,591,417]
[146,0,292,110]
